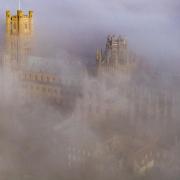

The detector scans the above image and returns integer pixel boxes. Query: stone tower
[3,10,62,103]
[96,35,130,73]
[6,10,33,35]
[4,10,33,69]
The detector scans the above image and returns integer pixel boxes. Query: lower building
[2,55,62,103]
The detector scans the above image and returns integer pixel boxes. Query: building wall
[19,71,61,103]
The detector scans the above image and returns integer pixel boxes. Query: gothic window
[54,89,57,95]
[29,74,32,80]
[25,24,28,29]
[42,87,46,92]
[13,23,16,29]
[35,75,38,81]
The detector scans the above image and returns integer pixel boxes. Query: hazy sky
[0,0,180,64]
[0,2,180,179]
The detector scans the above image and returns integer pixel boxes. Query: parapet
[6,10,33,19]
[6,10,33,35]
[106,35,128,49]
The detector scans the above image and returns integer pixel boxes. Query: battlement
[96,35,128,64]
[6,10,33,35]
[106,35,128,49]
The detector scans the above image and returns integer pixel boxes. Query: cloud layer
[0,0,180,63]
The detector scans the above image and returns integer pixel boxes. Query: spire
[18,0,21,10]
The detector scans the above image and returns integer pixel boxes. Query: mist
[0,0,180,180]
[1,0,180,62]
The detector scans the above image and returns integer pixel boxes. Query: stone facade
[4,10,33,69]
[3,10,62,103]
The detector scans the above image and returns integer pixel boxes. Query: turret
[17,10,24,34]
[96,48,100,62]
[29,11,33,18]
[29,11,33,32]
[6,10,11,34]
[96,48,102,63]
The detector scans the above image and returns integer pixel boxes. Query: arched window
[13,23,16,29]
[54,89,57,94]
[25,23,28,29]
[35,75,38,81]
[29,74,32,80]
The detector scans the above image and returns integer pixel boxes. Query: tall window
[13,23,16,29]
[35,75,38,81]
[25,24,28,29]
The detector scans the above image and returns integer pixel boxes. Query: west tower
[6,10,33,35]
[4,10,33,69]
[3,9,62,103]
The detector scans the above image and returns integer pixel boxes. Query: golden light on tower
[6,1,33,36]
[4,2,34,69]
